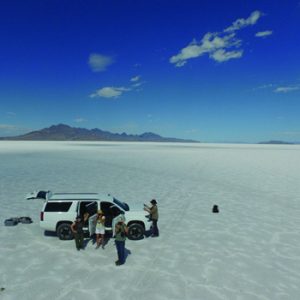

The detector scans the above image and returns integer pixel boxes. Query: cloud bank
[170,10,263,67]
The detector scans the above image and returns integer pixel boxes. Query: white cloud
[0,124,30,136]
[253,83,274,91]
[255,30,273,38]
[170,32,242,66]
[90,86,131,99]
[209,49,243,62]
[130,75,141,82]
[274,86,300,93]
[90,76,145,99]
[280,131,300,137]
[0,124,31,132]
[74,118,86,123]
[170,10,263,67]
[6,112,16,117]
[253,82,300,93]
[0,124,18,130]
[132,82,143,88]
[130,75,145,88]
[184,128,200,134]
[88,53,114,72]
[224,11,263,32]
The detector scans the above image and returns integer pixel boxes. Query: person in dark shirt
[71,216,84,250]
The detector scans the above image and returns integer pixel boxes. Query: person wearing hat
[71,216,85,250]
[95,210,106,249]
[114,216,128,266]
[144,199,159,237]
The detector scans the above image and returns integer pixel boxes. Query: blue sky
[1,0,300,142]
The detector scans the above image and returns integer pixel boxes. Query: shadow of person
[83,238,90,249]
[44,230,58,237]
[124,248,132,261]
[144,228,152,238]
[100,236,110,249]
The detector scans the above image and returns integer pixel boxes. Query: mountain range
[0,124,198,143]
[258,140,295,145]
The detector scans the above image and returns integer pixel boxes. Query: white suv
[27,191,151,240]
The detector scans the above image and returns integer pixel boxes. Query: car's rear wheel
[57,223,73,240]
[127,223,144,240]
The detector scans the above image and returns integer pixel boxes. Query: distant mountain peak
[49,123,71,129]
[139,132,162,139]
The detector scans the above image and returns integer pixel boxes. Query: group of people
[70,199,159,266]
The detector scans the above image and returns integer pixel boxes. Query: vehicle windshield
[113,198,129,211]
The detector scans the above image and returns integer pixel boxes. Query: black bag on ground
[4,218,19,226]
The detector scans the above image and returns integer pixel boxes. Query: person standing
[95,210,106,249]
[114,216,128,266]
[71,216,84,250]
[144,199,159,237]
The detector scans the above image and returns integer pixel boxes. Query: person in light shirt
[95,210,106,249]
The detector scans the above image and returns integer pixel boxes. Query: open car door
[88,214,97,236]
[111,211,126,236]
[26,190,49,200]
[86,201,98,236]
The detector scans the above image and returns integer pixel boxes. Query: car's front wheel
[127,223,144,240]
[57,223,73,240]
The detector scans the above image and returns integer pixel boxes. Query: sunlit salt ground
[0,141,300,300]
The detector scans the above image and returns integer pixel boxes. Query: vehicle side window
[100,202,121,217]
[100,201,122,227]
[45,202,72,212]
[110,206,122,217]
